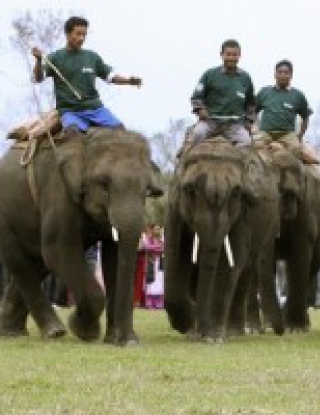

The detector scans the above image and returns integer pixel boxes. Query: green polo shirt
[256,86,312,132]
[191,65,255,121]
[45,48,113,114]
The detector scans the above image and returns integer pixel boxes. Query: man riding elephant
[32,16,141,132]
[255,59,317,163]
[186,39,256,147]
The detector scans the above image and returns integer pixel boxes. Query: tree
[149,117,193,172]
[10,9,65,115]
[145,117,193,225]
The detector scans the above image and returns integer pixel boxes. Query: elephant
[0,127,162,345]
[275,158,320,331]
[164,137,284,342]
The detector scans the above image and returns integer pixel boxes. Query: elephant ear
[242,157,261,205]
[54,134,85,204]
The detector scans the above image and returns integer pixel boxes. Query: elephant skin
[0,128,161,345]
[275,156,320,331]
[164,138,284,342]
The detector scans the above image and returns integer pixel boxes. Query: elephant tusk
[112,227,119,242]
[224,235,234,268]
[192,233,199,264]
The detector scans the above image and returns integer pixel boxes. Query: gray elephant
[164,137,284,342]
[0,127,162,345]
[275,158,320,331]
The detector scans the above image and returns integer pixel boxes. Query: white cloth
[145,255,164,296]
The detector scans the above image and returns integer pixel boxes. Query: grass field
[1,308,320,415]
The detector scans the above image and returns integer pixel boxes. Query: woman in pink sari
[140,225,164,309]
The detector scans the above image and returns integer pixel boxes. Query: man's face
[66,25,87,50]
[275,65,292,88]
[221,46,241,70]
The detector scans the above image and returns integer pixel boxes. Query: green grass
[1,309,320,414]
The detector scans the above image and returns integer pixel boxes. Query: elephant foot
[185,329,201,342]
[271,322,285,336]
[40,322,67,339]
[165,300,194,334]
[287,325,309,333]
[104,329,139,347]
[0,314,28,337]
[0,325,28,337]
[186,328,226,344]
[228,326,246,337]
[68,311,101,341]
[202,327,227,344]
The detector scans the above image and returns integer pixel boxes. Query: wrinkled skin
[274,155,320,331]
[165,138,283,342]
[0,128,161,346]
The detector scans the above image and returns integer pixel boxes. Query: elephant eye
[231,185,241,198]
[183,182,195,198]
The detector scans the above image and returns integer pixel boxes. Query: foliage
[10,9,65,115]
[1,308,320,414]
[145,172,171,226]
[150,118,193,172]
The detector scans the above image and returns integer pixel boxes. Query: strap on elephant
[11,128,61,208]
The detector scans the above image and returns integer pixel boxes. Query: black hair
[275,59,293,74]
[221,39,241,53]
[64,16,89,34]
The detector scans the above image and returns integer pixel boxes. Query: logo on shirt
[82,67,94,73]
[283,102,293,109]
[236,91,245,99]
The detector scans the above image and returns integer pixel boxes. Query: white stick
[192,233,199,264]
[224,235,234,268]
[112,227,119,242]
[42,55,82,100]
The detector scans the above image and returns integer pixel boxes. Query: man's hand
[198,107,209,120]
[244,120,252,135]
[32,47,43,61]
[129,76,142,87]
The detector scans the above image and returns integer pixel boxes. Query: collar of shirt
[219,65,241,74]
[274,85,291,90]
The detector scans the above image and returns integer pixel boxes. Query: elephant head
[55,128,163,235]
[179,140,260,249]
[272,149,305,220]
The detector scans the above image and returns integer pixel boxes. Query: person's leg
[82,107,123,129]
[225,122,252,147]
[278,133,302,158]
[60,112,89,132]
[189,120,219,143]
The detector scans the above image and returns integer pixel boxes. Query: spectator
[143,224,164,309]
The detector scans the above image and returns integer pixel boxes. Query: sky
[1,0,320,144]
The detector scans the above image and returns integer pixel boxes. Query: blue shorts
[60,107,122,132]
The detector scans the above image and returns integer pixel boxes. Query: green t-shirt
[45,48,113,114]
[256,86,312,132]
[191,65,255,121]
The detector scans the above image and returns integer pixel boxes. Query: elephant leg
[0,235,66,338]
[246,274,263,333]
[101,239,138,346]
[210,221,250,342]
[112,234,143,347]
[257,242,284,335]
[164,206,195,335]
[228,265,255,336]
[0,277,29,336]
[42,241,105,341]
[285,238,312,331]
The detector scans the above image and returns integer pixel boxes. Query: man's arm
[32,47,45,83]
[298,117,309,142]
[244,76,256,124]
[110,74,142,87]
